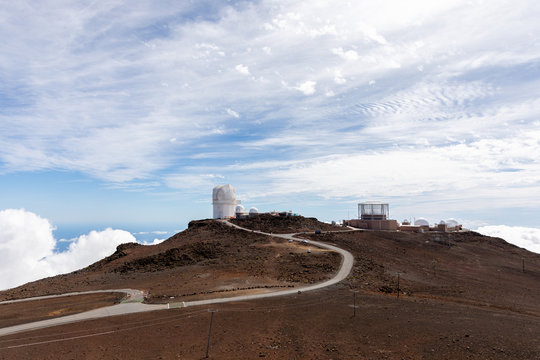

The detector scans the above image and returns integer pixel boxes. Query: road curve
[0,221,354,337]
[179,221,355,307]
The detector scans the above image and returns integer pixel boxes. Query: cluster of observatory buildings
[212,184,259,219]
[343,201,462,233]
[212,185,462,233]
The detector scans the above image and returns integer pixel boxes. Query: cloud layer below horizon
[476,225,540,254]
[0,208,539,291]
[0,209,137,290]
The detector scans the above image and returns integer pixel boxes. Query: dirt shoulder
[0,292,124,328]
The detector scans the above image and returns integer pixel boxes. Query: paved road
[0,289,167,337]
[178,221,354,307]
[0,289,144,305]
[0,221,354,337]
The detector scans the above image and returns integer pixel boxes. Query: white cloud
[332,47,359,61]
[46,228,136,275]
[226,108,240,118]
[0,209,136,290]
[164,173,225,190]
[333,69,346,84]
[145,238,167,245]
[235,64,250,75]
[476,225,540,254]
[219,126,540,218]
[295,81,317,95]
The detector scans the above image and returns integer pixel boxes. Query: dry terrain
[0,219,340,304]
[1,217,539,359]
[1,286,538,359]
[0,293,124,329]
[299,230,540,316]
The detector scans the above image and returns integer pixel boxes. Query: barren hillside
[0,220,340,303]
[1,218,539,359]
[300,229,540,316]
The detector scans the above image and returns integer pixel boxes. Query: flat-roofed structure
[344,201,398,230]
[359,202,389,221]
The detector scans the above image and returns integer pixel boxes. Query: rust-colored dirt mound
[231,213,345,234]
[0,220,340,303]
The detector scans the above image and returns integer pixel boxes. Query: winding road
[0,221,354,337]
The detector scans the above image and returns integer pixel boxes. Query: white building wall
[213,202,236,219]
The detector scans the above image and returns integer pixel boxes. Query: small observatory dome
[446,218,459,227]
[249,207,259,215]
[235,205,246,213]
[439,220,446,225]
[414,218,429,226]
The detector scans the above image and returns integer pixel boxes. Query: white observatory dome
[235,205,246,213]
[213,184,236,202]
[446,218,459,227]
[249,207,259,214]
[439,220,446,225]
[212,184,238,219]
[414,218,429,226]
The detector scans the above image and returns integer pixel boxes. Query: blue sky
[1,0,540,288]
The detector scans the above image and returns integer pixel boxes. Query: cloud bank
[476,225,540,254]
[0,209,136,291]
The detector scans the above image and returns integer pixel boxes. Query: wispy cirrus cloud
[1,0,539,225]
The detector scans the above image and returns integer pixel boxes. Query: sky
[1,0,540,289]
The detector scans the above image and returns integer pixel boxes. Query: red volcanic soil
[1,286,538,359]
[300,230,540,316]
[1,219,539,359]
[0,293,124,328]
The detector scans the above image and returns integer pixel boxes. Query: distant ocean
[52,223,188,252]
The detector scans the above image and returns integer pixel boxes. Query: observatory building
[212,184,240,219]
[343,200,463,232]
[344,201,399,230]
[400,217,462,232]
[359,202,389,221]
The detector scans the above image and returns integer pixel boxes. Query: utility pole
[397,273,400,300]
[353,292,357,317]
[522,258,525,273]
[205,310,216,358]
